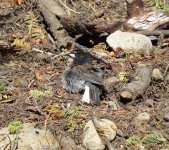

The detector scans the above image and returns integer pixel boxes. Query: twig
[12,134,19,150]
[47,34,56,49]
[58,0,80,14]
[44,112,52,129]
[89,3,96,12]
[51,51,71,59]
[0,134,12,150]
[32,47,71,59]
[163,62,169,77]
[136,30,169,36]
[27,79,35,88]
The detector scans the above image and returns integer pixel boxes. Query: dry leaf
[35,70,44,80]
[12,0,24,5]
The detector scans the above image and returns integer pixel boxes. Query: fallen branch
[136,30,169,36]
[119,64,153,104]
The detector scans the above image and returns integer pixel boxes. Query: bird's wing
[73,65,104,85]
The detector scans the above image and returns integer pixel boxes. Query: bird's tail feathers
[82,82,101,105]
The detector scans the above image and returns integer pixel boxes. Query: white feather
[81,84,91,104]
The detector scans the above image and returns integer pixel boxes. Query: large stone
[0,123,59,150]
[106,30,153,55]
[83,120,105,150]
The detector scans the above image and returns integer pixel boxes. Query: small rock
[137,112,151,121]
[164,113,169,122]
[92,117,117,141]
[83,120,105,150]
[108,101,119,111]
[152,68,163,79]
[60,136,77,150]
[134,112,151,128]
[144,99,154,107]
[165,74,169,81]
[106,30,153,55]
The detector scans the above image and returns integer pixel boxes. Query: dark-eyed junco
[62,49,104,104]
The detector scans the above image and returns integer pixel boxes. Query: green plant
[126,132,166,147]
[148,0,169,10]
[142,132,166,144]
[8,121,23,134]
[64,107,81,119]
[118,71,129,82]
[30,89,53,98]
[0,85,7,91]
[126,135,141,146]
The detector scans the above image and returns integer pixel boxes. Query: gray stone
[152,68,163,79]
[60,136,77,150]
[145,99,154,107]
[165,74,169,81]
[164,113,169,122]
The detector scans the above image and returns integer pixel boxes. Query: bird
[62,49,104,105]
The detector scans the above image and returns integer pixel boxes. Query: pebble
[134,112,151,128]
[144,99,154,107]
[165,74,169,81]
[60,136,77,150]
[137,112,151,121]
[152,68,163,79]
[164,113,169,122]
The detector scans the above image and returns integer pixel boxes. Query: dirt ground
[0,0,169,150]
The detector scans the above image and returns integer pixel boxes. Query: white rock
[136,112,151,121]
[134,112,151,128]
[0,123,59,150]
[83,120,105,150]
[152,68,163,79]
[92,117,117,141]
[106,30,153,55]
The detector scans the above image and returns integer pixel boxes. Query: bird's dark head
[68,49,93,67]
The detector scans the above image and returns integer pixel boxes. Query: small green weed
[8,120,23,134]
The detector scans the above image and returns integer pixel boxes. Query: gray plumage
[62,50,104,104]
